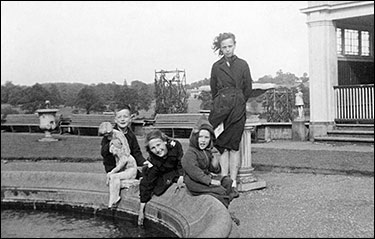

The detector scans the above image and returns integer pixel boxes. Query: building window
[344,29,359,55]
[337,28,371,57]
[361,31,370,56]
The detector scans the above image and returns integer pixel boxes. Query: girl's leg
[229,149,240,188]
[108,174,121,207]
[109,169,137,207]
[219,150,229,177]
[118,168,138,188]
[138,202,146,226]
[117,168,137,180]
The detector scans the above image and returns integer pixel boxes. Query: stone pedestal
[38,131,58,142]
[292,120,307,141]
[237,123,266,192]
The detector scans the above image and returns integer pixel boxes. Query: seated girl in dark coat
[181,121,238,209]
[138,129,184,226]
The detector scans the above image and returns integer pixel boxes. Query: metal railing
[334,84,374,120]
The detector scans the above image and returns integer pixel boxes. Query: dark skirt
[209,88,246,154]
[185,175,235,208]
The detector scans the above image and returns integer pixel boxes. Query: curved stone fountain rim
[1,170,233,238]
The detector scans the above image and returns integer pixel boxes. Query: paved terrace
[1,132,374,237]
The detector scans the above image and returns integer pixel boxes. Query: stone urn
[36,108,59,142]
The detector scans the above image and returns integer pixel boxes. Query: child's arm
[108,155,127,174]
[99,122,114,158]
[101,136,112,157]
[208,153,221,174]
[106,155,127,185]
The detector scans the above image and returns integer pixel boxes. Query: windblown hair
[212,32,236,56]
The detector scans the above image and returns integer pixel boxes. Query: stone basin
[1,170,233,237]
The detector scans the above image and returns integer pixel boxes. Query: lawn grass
[1,132,103,161]
[1,132,190,161]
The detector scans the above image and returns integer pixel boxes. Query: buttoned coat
[181,123,235,208]
[139,139,184,203]
[209,55,252,153]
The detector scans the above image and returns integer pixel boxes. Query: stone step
[335,124,374,131]
[327,130,374,138]
[314,136,374,145]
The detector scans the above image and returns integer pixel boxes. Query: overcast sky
[1,1,309,86]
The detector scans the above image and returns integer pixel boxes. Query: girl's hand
[106,172,112,186]
[211,153,219,168]
[143,160,153,168]
[211,179,221,186]
[174,176,184,193]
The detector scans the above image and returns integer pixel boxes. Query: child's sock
[232,180,237,188]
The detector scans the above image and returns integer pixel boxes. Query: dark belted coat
[209,55,252,153]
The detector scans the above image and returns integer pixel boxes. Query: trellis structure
[261,88,294,122]
[154,69,188,114]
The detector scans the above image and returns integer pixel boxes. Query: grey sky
[1,1,308,86]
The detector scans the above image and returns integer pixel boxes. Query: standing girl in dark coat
[138,129,184,226]
[208,32,252,189]
[181,120,238,209]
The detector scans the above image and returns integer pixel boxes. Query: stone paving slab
[1,132,374,237]
[229,171,374,238]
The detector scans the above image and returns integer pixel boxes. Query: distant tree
[300,72,309,83]
[257,75,274,83]
[1,81,13,104]
[17,83,51,113]
[130,80,153,112]
[114,85,138,113]
[95,82,119,103]
[1,81,26,105]
[1,105,19,116]
[187,78,210,89]
[274,69,299,85]
[257,70,299,86]
[45,84,63,106]
[50,82,86,107]
[75,86,105,114]
[1,82,10,103]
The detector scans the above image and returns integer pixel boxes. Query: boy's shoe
[109,197,121,208]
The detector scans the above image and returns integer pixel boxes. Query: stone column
[237,122,266,192]
[306,19,338,139]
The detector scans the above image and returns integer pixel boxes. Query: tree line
[1,80,154,116]
[1,70,309,117]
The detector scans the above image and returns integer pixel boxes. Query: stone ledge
[1,170,232,238]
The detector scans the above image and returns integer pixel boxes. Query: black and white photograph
[1,1,374,238]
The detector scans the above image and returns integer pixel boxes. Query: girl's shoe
[230,187,239,199]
